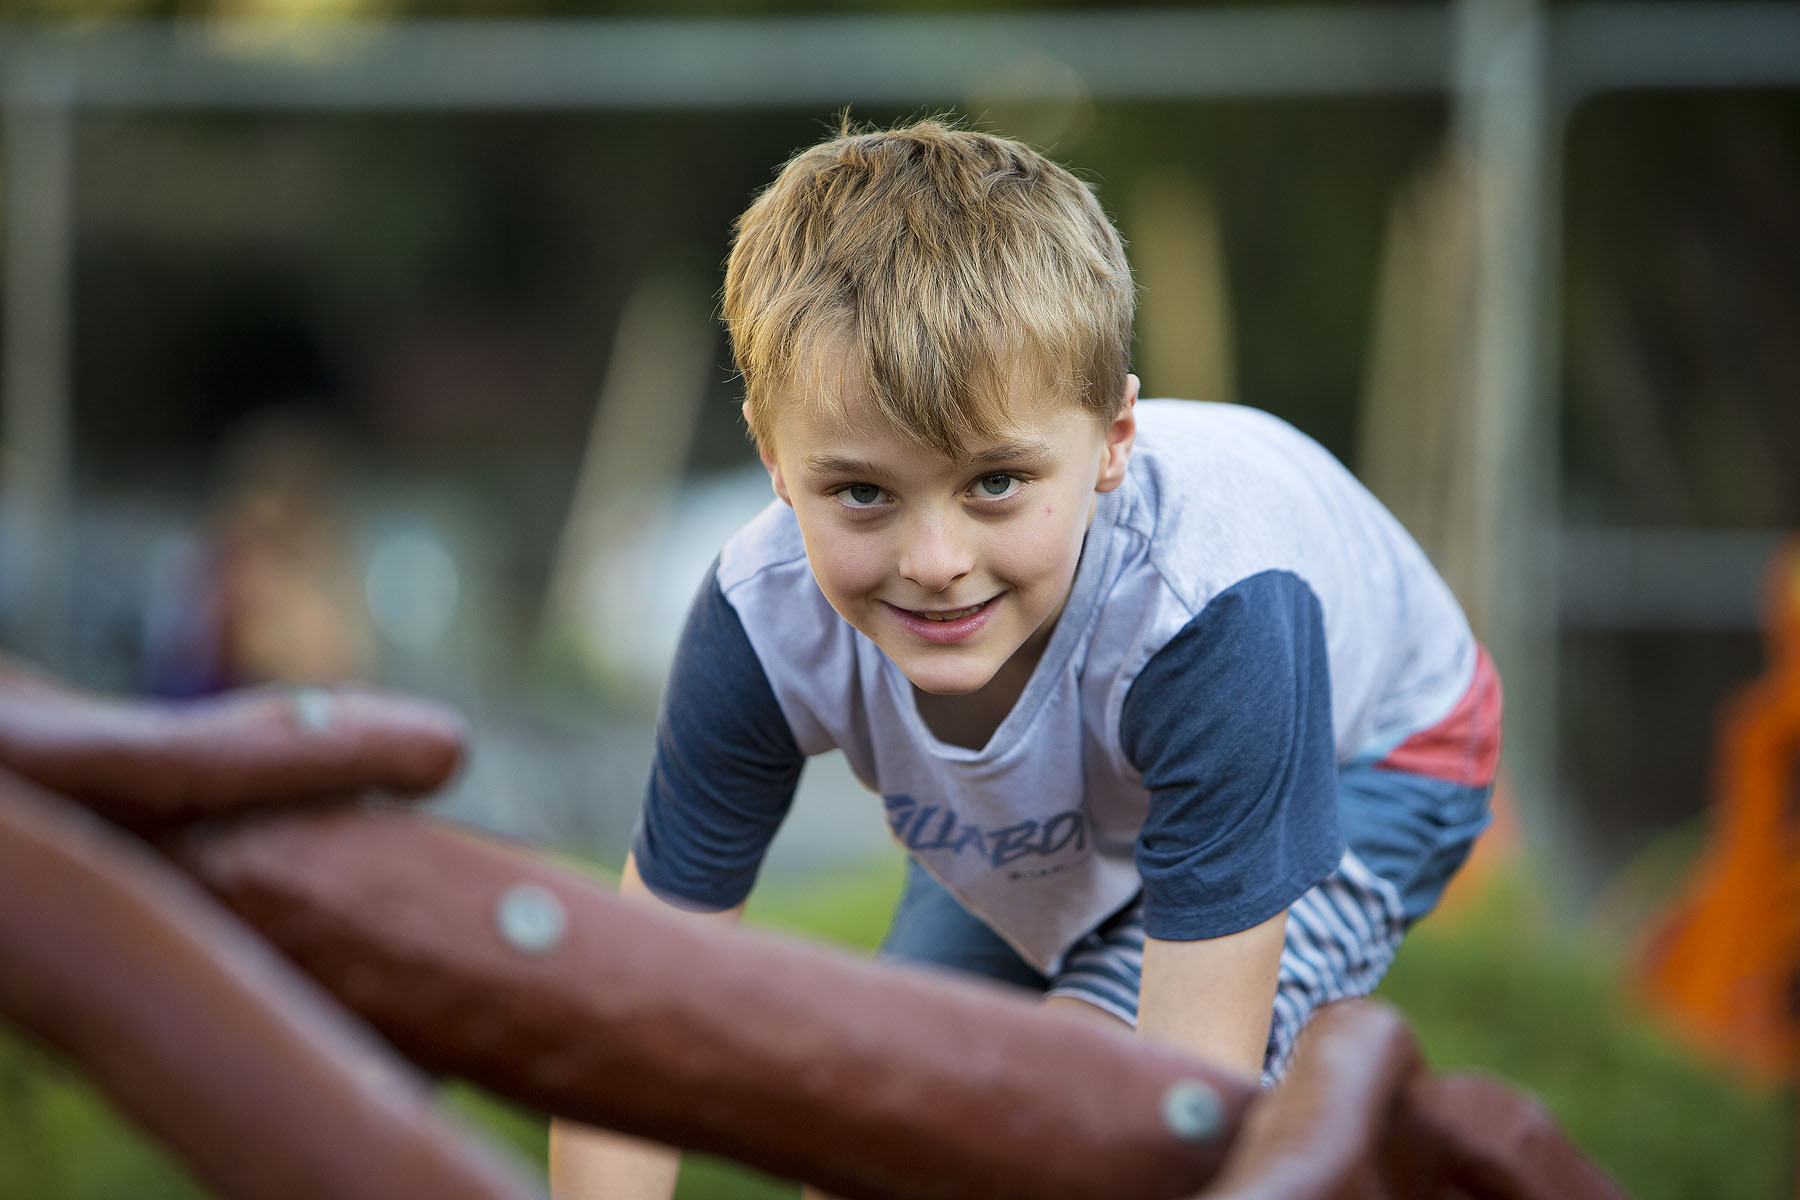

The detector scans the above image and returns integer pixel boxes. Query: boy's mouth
[883,596,999,643]
[914,602,986,622]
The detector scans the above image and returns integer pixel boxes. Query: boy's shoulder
[716,496,809,595]
[1119,396,1467,696]
[712,497,856,688]
[1129,399,1349,519]
[1123,399,1368,601]
[1131,398,1337,481]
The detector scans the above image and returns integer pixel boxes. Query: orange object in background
[1637,539,1800,1086]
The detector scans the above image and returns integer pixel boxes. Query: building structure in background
[0,3,1795,896]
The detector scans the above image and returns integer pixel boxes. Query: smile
[883,596,999,644]
[917,603,986,622]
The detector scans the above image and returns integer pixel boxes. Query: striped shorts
[876,758,1494,1085]
[878,849,1407,1086]
[1045,849,1408,1084]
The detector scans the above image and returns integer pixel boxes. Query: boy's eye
[973,473,1022,500]
[840,483,885,507]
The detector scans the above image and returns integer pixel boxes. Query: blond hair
[723,118,1134,457]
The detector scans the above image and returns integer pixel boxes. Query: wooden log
[0,766,542,1200]
[0,659,1633,1200]
[1199,1000,1421,1200]
[1194,1000,1630,1200]
[0,655,464,829]
[1394,1073,1632,1200]
[172,806,1258,1200]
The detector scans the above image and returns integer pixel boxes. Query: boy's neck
[911,628,1048,752]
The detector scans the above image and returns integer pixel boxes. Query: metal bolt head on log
[495,883,567,955]
[289,688,339,734]
[1161,1080,1224,1143]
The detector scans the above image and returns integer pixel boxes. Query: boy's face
[758,370,1138,697]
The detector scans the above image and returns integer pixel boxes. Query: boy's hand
[548,1121,682,1200]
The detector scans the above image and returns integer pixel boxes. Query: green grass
[0,1032,205,1200]
[1,857,1787,1200]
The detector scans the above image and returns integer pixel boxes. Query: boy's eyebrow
[802,455,890,479]
[801,439,1055,479]
[965,437,1055,466]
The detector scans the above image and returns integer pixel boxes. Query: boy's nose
[898,515,974,593]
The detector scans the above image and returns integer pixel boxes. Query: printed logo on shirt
[882,794,1090,870]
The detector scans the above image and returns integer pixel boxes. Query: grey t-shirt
[633,400,1478,973]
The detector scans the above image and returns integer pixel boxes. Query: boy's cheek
[801,531,889,601]
[822,556,890,602]
[999,519,1083,578]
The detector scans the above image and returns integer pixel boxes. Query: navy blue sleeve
[630,560,805,910]
[1120,569,1342,941]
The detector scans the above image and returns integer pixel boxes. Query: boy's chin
[908,677,987,697]
[897,658,1004,697]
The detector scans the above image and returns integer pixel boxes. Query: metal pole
[1453,0,1579,889]
[1,58,75,665]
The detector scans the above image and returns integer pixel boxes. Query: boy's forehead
[772,383,1078,475]
[773,342,1084,458]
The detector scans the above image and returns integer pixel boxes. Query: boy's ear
[758,443,793,507]
[747,401,794,506]
[1094,374,1139,494]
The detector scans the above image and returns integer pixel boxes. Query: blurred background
[0,0,1796,1196]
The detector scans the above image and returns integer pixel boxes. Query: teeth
[919,603,983,621]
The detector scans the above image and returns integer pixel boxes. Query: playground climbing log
[0,656,1630,1200]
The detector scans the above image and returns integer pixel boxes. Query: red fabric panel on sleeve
[1376,647,1503,788]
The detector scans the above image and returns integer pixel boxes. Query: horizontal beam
[2,4,1795,113]
[1558,526,1789,632]
[0,8,1450,110]
[1556,2,1800,101]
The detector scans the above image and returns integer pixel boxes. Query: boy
[549,118,1499,1198]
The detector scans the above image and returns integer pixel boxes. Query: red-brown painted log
[1394,1072,1631,1200]
[172,805,1259,1200]
[1198,1000,1421,1200]
[0,656,464,830]
[0,658,1632,1200]
[0,767,541,1200]
[1176,1002,1630,1200]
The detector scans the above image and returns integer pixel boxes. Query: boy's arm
[1137,912,1287,1080]
[547,852,745,1200]
[1122,573,1343,1081]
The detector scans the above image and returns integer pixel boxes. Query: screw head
[1161,1079,1224,1143]
[289,688,338,734]
[495,883,567,955]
